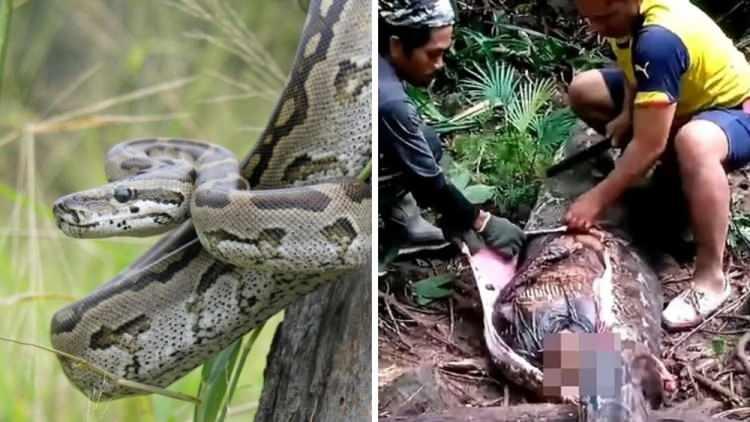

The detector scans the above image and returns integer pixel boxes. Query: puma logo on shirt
[635,61,651,80]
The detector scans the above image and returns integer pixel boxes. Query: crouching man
[566,0,750,329]
[378,0,526,261]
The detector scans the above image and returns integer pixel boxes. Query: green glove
[440,222,486,255]
[477,215,526,258]
[458,229,485,254]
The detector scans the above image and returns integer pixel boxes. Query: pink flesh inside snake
[464,247,517,315]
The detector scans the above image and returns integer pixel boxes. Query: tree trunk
[379,404,732,422]
[255,260,372,422]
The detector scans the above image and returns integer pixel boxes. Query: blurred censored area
[542,332,624,399]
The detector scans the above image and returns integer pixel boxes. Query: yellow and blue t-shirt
[609,0,750,117]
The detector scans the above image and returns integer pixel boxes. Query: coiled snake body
[50,0,371,400]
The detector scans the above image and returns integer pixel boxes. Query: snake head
[53,179,192,238]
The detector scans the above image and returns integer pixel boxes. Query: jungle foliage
[409,0,750,220]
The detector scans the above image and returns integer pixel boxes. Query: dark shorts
[599,68,750,170]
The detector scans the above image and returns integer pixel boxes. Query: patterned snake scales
[50,0,371,400]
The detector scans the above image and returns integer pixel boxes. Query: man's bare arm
[594,103,677,206]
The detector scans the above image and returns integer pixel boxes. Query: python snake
[50,0,371,400]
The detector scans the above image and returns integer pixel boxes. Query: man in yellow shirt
[567,0,750,329]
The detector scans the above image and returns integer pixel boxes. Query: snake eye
[113,186,134,203]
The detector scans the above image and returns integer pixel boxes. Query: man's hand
[606,110,632,148]
[473,211,526,257]
[607,82,635,148]
[566,103,677,232]
[565,188,606,232]
[456,229,485,254]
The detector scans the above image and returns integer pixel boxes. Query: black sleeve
[380,99,477,230]
[427,182,479,232]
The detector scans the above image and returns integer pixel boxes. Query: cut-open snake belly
[50,0,371,401]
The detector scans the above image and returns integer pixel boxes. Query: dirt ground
[378,168,750,420]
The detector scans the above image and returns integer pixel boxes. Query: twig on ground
[440,375,472,401]
[479,396,505,407]
[735,330,750,379]
[662,276,691,286]
[426,328,473,356]
[684,363,702,401]
[379,292,413,351]
[713,368,741,380]
[691,371,744,406]
[713,406,750,418]
[700,328,748,336]
[402,385,424,408]
[383,292,402,337]
[438,368,502,386]
[378,291,419,323]
[718,314,750,323]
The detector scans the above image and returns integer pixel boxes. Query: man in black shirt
[379,0,526,259]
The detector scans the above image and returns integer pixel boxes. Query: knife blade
[546,137,612,177]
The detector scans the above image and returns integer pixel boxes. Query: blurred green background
[0,0,307,420]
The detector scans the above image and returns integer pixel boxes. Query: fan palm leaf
[459,60,519,108]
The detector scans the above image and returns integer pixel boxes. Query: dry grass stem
[0,292,76,305]
[227,401,259,416]
[169,0,287,90]
[28,113,190,134]
[200,93,274,104]
[42,63,103,117]
[0,335,200,404]
[36,77,195,128]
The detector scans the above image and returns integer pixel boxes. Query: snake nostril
[53,202,82,224]
[53,202,68,217]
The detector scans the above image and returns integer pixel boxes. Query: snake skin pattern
[479,129,668,421]
[49,0,371,400]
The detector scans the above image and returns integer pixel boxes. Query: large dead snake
[49,0,371,400]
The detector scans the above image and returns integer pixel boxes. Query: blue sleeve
[632,25,689,105]
[379,99,478,230]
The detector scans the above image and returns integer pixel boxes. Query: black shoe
[378,194,449,276]
[386,193,447,245]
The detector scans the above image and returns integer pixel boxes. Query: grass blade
[193,322,270,422]
[194,339,243,422]
[217,321,268,422]
[0,0,12,101]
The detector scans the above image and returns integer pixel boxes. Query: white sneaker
[662,278,731,330]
